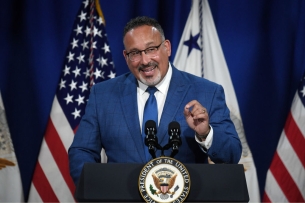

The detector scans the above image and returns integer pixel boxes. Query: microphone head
[168,121,180,135]
[145,120,157,135]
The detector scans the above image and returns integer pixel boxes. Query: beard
[138,61,162,86]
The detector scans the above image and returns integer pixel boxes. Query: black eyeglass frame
[125,41,165,61]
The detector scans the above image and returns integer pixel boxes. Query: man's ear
[123,50,128,62]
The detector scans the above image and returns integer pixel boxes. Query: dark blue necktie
[142,86,158,162]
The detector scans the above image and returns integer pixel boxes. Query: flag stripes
[50,97,75,152]
[32,162,59,202]
[264,170,288,202]
[270,152,304,202]
[278,129,305,191]
[30,98,76,202]
[264,74,305,202]
[37,138,74,202]
[30,96,76,202]
[285,113,305,167]
[44,119,75,195]
[28,0,115,201]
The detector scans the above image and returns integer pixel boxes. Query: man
[68,16,241,185]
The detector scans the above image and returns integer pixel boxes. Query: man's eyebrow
[127,41,156,52]
[128,48,139,52]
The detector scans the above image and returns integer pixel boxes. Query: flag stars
[85,26,91,36]
[75,95,85,105]
[108,71,116,79]
[91,41,97,49]
[77,53,85,64]
[74,24,83,35]
[63,65,71,76]
[58,2,116,123]
[66,52,74,63]
[69,80,78,91]
[59,79,66,89]
[93,69,104,79]
[71,38,78,49]
[102,43,110,53]
[81,40,89,50]
[97,56,108,67]
[64,93,73,104]
[72,66,81,77]
[93,26,102,37]
[97,17,104,25]
[101,57,108,67]
[79,81,88,92]
[71,108,81,119]
[83,0,89,8]
[78,11,87,22]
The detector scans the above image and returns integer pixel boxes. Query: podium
[75,163,249,202]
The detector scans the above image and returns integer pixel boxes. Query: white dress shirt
[137,63,213,150]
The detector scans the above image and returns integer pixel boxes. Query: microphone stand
[144,120,181,159]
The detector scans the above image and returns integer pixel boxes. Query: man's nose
[140,51,150,64]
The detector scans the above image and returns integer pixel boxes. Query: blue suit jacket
[68,66,242,184]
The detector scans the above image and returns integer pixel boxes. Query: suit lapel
[120,74,146,162]
[119,67,189,161]
[158,67,190,144]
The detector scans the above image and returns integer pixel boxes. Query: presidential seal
[138,157,191,203]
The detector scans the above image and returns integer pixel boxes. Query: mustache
[138,61,158,71]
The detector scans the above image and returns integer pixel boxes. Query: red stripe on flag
[262,192,271,202]
[270,152,305,202]
[44,118,76,197]
[284,112,305,168]
[32,162,59,202]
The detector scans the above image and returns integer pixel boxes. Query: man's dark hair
[123,16,165,40]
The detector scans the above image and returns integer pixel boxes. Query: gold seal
[138,157,191,203]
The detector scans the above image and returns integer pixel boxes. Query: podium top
[75,163,249,202]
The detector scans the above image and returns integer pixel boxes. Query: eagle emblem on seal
[151,167,178,199]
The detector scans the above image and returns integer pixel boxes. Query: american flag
[263,72,305,202]
[28,0,115,202]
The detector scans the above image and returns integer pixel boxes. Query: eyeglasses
[125,41,165,62]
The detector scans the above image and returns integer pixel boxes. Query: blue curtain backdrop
[0,0,304,201]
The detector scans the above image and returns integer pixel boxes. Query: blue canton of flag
[57,0,115,130]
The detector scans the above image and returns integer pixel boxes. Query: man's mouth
[140,66,156,73]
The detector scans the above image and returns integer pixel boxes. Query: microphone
[144,120,159,159]
[168,121,182,158]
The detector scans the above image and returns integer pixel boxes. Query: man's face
[123,25,171,86]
